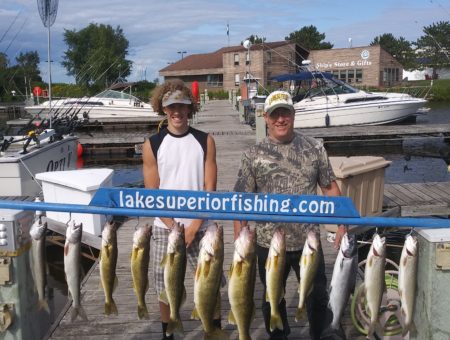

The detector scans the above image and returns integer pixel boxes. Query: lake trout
[265,228,286,332]
[99,221,118,316]
[296,230,321,321]
[328,232,358,331]
[64,221,88,322]
[398,234,418,337]
[160,223,187,337]
[192,224,228,340]
[131,224,151,320]
[29,217,49,313]
[228,226,257,340]
[364,233,386,337]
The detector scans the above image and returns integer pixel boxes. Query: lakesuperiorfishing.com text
[119,191,336,215]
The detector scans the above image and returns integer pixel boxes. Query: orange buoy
[192,81,199,103]
[77,143,83,157]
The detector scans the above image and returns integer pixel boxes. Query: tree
[15,51,42,82]
[62,23,132,87]
[285,25,333,50]
[240,34,266,46]
[415,21,450,78]
[370,33,417,70]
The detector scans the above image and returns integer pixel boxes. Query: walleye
[228,226,257,340]
[29,217,49,313]
[160,223,187,337]
[398,234,418,337]
[131,224,152,320]
[64,222,88,322]
[192,224,228,340]
[296,230,321,321]
[364,233,386,337]
[265,228,286,332]
[99,221,118,316]
[328,232,358,331]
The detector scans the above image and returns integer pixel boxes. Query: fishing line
[0,10,21,44]
[3,18,27,54]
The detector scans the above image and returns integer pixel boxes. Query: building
[159,41,308,92]
[159,42,403,91]
[308,45,404,87]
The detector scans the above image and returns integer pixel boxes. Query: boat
[271,71,429,128]
[24,89,160,121]
[0,129,78,196]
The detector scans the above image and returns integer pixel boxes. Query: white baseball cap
[162,90,192,107]
[264,90,294,115]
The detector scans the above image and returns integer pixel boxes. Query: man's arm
[320,180,346,249]
[185,134,217,246]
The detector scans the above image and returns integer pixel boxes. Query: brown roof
[159,41,297,72]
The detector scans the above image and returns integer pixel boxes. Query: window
[347,69,355,83]
[234,53,239,66]
[246,52,250,65]
[234,73,240,86]
[267,71,272,85]
[332,70,339,78]
[339,70,347,82]
[356,69,363,83]
[207,74,222,87]
[266,51,272,64]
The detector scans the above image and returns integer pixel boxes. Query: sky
[0,0,449,85]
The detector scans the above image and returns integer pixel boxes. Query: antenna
[37,0,59,128]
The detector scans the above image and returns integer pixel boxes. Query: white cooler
[36,168,114,236]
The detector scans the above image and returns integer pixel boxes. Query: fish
[328,232,358,331]
[160,223,187,337]
[228,226,257,340]
[398,234,418,337]
[364,233,386,337]
[131,224,152,320]
[29,217,49,313]
[192,224,228,340]
[265,227,286,332]
[296,230,321,322]
[64,221,88,322]
[99,221,118,316]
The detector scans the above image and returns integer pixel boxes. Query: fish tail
[204,328,229,340]
[295,306,306,322]
[166,318,184,336]
[137,304,149,320]
[270,312,284,332]
[104,299,118,316]
[70,306,88,322]
[38,299,50,313]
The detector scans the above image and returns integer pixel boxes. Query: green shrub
[207,89,229,100]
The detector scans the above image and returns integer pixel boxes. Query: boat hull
[294,98,427,128]
[0,136,78,196]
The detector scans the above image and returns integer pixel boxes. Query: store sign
[315,49,372,69]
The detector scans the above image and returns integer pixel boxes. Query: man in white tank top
[142,80,220,339]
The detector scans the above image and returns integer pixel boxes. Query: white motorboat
[24,89,159,120]
[272,71,429,128]
[0,129,78,196]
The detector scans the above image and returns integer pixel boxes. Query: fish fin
[270,313,284,331]
[167,318,184,336]
[105,299,118,316]
[38,299,50,314]
[191,306,200,320]
[160,254,167,267]
[228,262,234,278]
[265,257,271,270]
[235,262,242,276]
[228,309,236,325]
[159,290,169,305]
[137,304,149,320]
[204,328,229,340]
[295,306,306,322]
[169,252,175,265]
[195,263,201,281]
[70,306,88,322]
[203,260,211,278]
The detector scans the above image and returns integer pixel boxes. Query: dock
[46,100,450,339]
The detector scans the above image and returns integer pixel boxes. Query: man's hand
[334,224,347,250]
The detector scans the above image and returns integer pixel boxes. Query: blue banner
[89,188,360,218]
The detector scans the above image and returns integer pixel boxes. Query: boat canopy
[271,71,333,82]
[94,89,138,100]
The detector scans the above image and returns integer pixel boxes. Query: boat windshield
[310,78,360,97]
[94,89,138,100]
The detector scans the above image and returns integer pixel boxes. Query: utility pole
[177,51,187,60]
